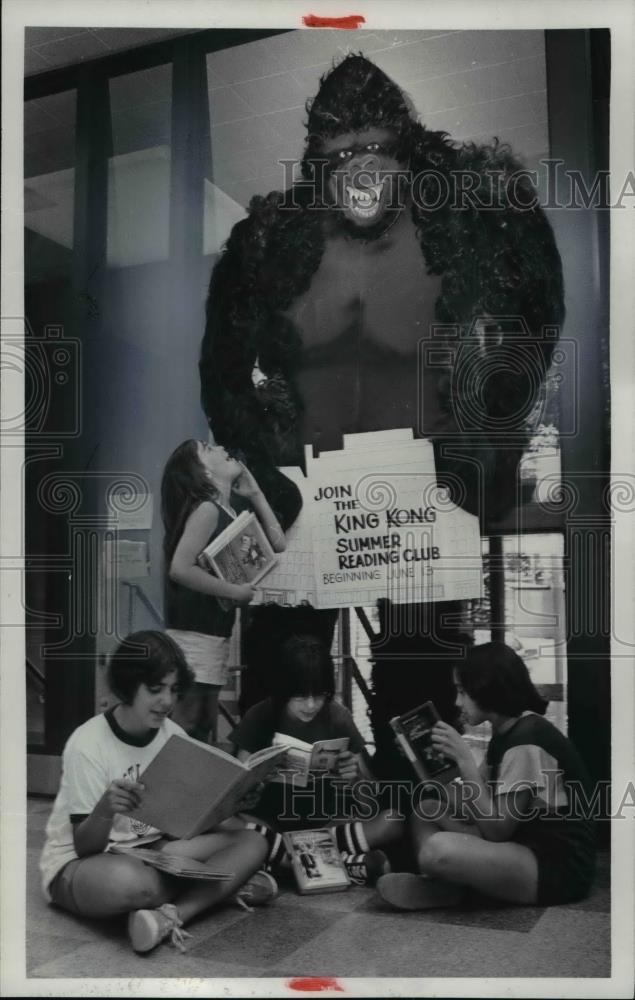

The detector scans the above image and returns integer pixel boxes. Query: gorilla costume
[200,54,564,777]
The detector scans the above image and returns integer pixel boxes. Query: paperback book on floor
[283,828,351,895]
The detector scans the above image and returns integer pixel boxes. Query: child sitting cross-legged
[39,630,276,955]
[376,642,597,910]
[230,635,406,886]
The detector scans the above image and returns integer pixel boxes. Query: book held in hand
[128,734,287,839]
[390,701,459,784]
[197,510,277,587]
[282,828,351,895]
[270,733,349,787]
[109,843,234,881]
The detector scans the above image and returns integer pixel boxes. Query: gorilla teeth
[345,182,385,213]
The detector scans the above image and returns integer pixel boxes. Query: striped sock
[332,821,370,856]
[243,821,287,868]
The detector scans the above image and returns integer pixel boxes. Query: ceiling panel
[30,31,110,69]
[206,41,286,86]
[24,26,190,76]
[26,27,87,45]
[232,72,307,116]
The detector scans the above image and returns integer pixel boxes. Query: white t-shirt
[39,710,185,900]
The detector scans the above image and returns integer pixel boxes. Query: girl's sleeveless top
[165,496,250,639]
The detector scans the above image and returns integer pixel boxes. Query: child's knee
[417,832,456,876]
[236,828,269,864]
[411,795,446,825]
[106,859,165,911]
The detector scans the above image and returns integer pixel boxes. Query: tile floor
[26,797,610,980]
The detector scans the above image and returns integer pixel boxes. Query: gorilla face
[322,126,408,232]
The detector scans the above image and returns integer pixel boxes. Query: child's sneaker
[234,869,279,911]
[128,903,192,953]
[376,872,464,910]
[341,849,391,886]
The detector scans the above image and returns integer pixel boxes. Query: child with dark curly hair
[40,631,276,954]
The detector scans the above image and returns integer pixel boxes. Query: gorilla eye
[366,142,381,152]
[337,149,353,160]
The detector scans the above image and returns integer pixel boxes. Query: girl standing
[377,642,596,909]
[40,631,275,954]
[161,439,285,744]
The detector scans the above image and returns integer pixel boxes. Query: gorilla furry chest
[281,218,442,450]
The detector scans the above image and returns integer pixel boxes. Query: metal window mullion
[42,66,111,752]
[169,36,207,272]
[487,534,505,643]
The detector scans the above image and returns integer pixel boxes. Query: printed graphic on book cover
[283,828,351,894]
[270,733,349,787]
[198,510,277,586]
[391,700,458,782]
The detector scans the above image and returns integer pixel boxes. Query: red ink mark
[287,978,345,992]
[302,14,365,29]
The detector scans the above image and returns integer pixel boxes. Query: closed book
[283,828,350,895]
[197,510,277,587]
[128,734,286,839]
[390,701,459,784]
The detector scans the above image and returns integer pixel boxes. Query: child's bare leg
[416,832,539,904]
[65,829,268,921]
[352,810,406,850]
[159,829,243,862]
[63,854,173,918]
[170,829,268,923]
[411,793,481,851]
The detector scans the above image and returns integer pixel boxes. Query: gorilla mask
[302,54,414,236]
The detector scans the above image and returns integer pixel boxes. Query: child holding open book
[161,439,286,744]
[377,642,597,910]
[40,631,276,955]
[231,635,406,886]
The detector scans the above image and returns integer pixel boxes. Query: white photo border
[2,0,634,996]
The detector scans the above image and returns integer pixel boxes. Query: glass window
[24,89,77,748]
[502,533,567,733]
[107,65,172,267]
[25,90,76,282]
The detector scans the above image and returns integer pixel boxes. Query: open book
[128,734,286,839]
[197,510,278,587]
[390,701,459,784]
[109,843,234,881]
[270,733,349,787]
[283,828,350,895]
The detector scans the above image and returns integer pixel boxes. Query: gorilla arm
[200,212,303,530]
[416,136,565,524]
